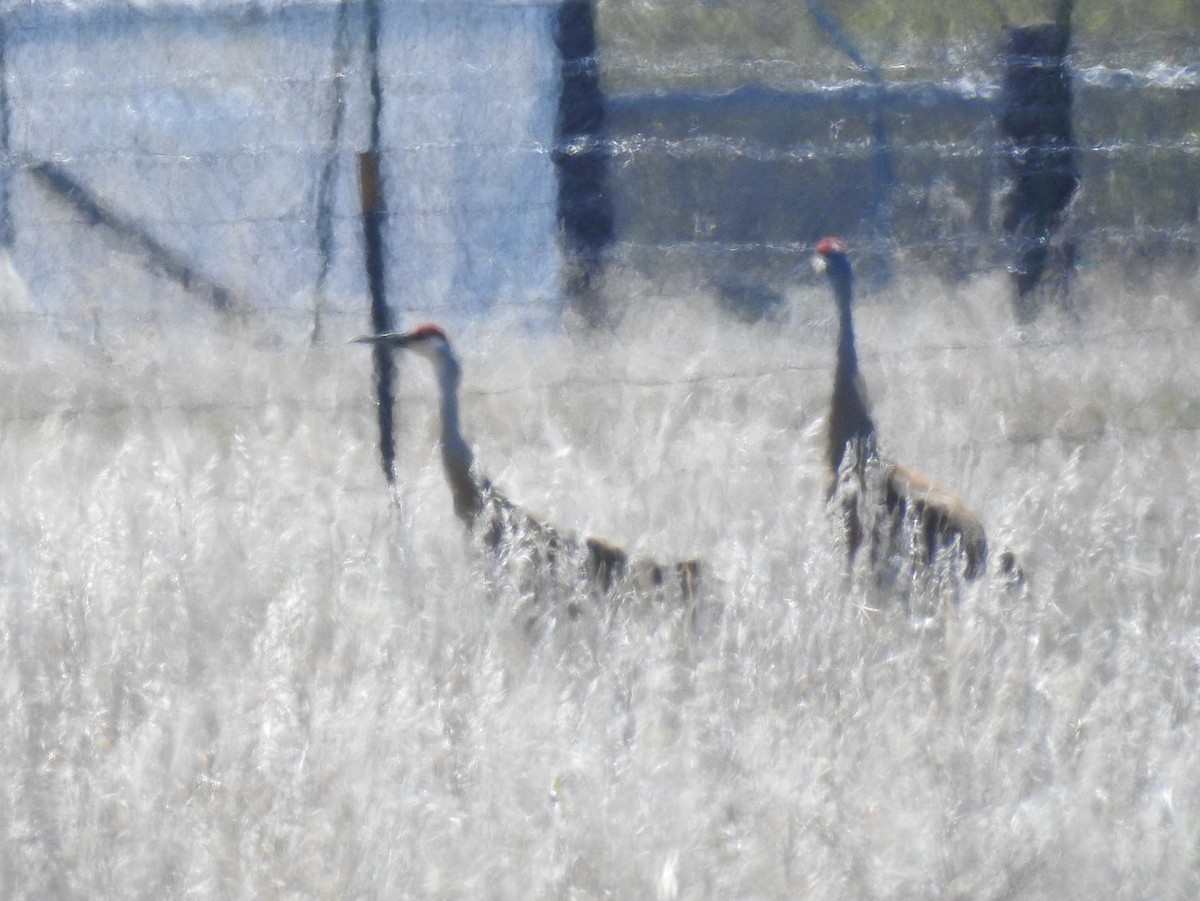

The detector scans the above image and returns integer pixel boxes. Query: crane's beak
[351,331,413,348]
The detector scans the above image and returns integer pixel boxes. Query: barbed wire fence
[2,316,1195,460]
[0,0,565,338]
[0,3,1193,346]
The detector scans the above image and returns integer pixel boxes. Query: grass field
[1,260,1198,898]
[596,0,1199,90]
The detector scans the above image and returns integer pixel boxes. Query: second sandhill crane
[814,237,992,579]
[354,324,700,598]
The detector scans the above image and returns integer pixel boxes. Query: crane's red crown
[408,323,449,343]
[816,237,848,257]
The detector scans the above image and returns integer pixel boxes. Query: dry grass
[0,262,1198,899]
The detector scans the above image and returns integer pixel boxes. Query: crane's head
[352,323,453,361]
[812,236,851,275]
[812,237,853,303]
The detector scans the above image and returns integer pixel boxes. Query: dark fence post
[999,0,1079,322]
[553,0,613,322]
[361,0,396,486]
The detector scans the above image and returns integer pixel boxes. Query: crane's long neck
[835,279,860,386]
[827,267,877,479]
[432,349,485,525]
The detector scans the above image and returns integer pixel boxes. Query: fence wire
[0,309,1194,456]
[0,2,1193,333]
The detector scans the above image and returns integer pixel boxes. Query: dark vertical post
[361,0,396,485]
[999,0,1078,322]
[553,0,613,322]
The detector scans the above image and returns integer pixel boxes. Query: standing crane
[814,237,993,579]
[353,324,701,597]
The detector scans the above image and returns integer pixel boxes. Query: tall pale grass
[0,262,1197,898]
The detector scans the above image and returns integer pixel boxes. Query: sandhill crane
[814,237,993,580]
[353,324,700,598]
